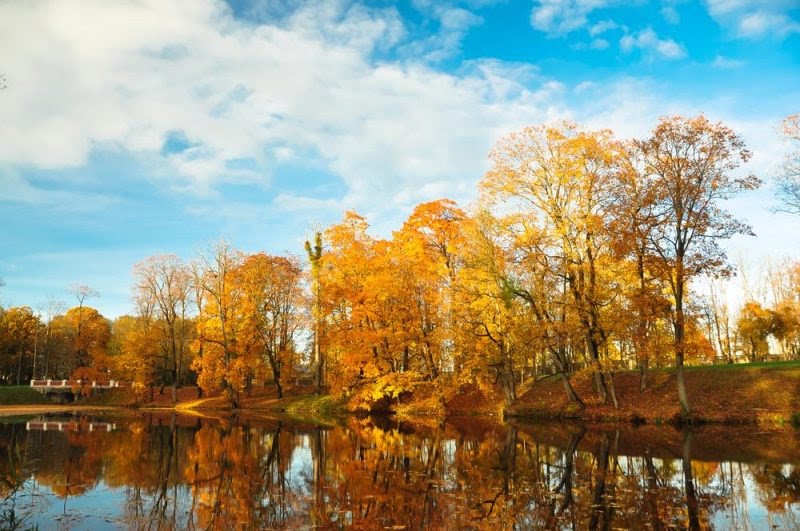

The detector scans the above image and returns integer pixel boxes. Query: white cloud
[531,0,614,35]
[589,19,618,36]
[712,55,745,69]
[0,167,119,212]
[0,0,560,210]
[400,5,483,63]
[620,28,686,59]
[706,0,770,17]
[705,0,800,38]
[738,10,800,37]
[661,6,680,24]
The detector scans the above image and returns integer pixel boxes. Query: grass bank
[508,361,800,425]
[0,386,50,405]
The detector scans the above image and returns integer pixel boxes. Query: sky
[1,0,799,318]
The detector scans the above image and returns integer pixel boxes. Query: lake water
[1,412,798,530]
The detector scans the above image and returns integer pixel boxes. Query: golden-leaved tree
[63,305,111,382]
[453,212,531,406]
[191,241,248,407]
[391,199,466,380]
[636,115,760,415]
[481,122,627,407]
[321,212,404,405]
[235,253,304,398]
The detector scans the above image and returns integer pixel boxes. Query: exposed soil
[508,364,800,424]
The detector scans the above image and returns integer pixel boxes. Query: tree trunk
[274,369,283,399]
[313,325,324,394]
[561,373,585,409]
[587,335,610,404]
[682,431,701,531]
[674,278,691,416]
[676,359,690,417]
[636,251,650,391]
[644,451,664,530]
[639,357,648,391]
[16,351,22,386]
[588,433,611,531]
[225,383,239,408]
[605,370,619,409]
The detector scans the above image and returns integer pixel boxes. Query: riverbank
[508,361,800,425]
[0,404,119,417]
[3,361,799,425]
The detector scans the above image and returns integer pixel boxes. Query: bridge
[25,420,117,432]
[30,379,125,403]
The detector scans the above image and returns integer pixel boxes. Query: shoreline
[0,405,121,417]
[2,362,799,427]
[1,401,798,428]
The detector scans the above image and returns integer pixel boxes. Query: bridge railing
[30,379,127,389]
[25,420,117,432]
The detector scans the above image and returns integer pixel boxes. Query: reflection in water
[1,413,799,529]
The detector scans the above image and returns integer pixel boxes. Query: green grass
[612,359,800,374]
[0,386,50,405]
[682,359,800,371]
[280,395,345,426]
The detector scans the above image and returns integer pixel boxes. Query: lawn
[0,386,50,405]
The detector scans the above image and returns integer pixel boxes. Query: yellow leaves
[190,248,304,398]
[350,371,422,412]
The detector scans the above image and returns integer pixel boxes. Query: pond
[1,412,798,529]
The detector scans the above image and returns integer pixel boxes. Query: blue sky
[1,0,799,318]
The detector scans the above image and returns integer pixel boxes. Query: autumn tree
[392,199,466,380]
[321,212,424,408]
[36,296,66,379]
[0,306,41,385]
[44,313,75,378]
[453,213,529,406]
[48,305,112,382]
[736,301,780,362]
[236,253,304,398]
[704,279,737,364]
[108,314,161,401]
[191,241,246,406]
[133,255,194,402]
[481,122,626,406]
[765,259,800,359]
[67,284,100,370]
[637,115,760,415]
[321,213,389,393]
[776,113,800,213]
[612,148,671,388]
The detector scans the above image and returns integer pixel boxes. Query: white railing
[25,420,116,432]
[30,379,123,389]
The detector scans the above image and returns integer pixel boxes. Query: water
[1,412,798,529]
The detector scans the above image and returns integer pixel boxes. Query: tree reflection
[1,415,799,529]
